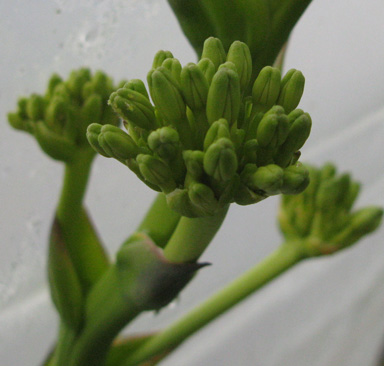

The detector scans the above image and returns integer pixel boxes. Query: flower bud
[188,182,220,216]
[80,94,103,133]
[203,138,238,181]
[45,97,70,130]
[46,74,63,98]
[180,63,209,111]
[252,66,281,112]
[256,107,289,148]
[123,79,150,99]
[280,163,310,194]
[241,139,259,166]
[203,118,230,151]
[277,69,305,113]
[218,61,238,73]
[152,50,174,69]
[147,66,186,124]
[7,112,26,131]
[201,37,226,71]
[34,121,76,162]
[332,207,383,247]
[86,123,109,157]
[148,127,180,160]
[66,68,91,100]
[98,124,139,161]
[227,41,252,93]
[206,68,241,126]
[162,58,182,83]
[26,94,45,121]
[183,150,205,180]
[251,164,284,195]
[109,87,157,131]
[197,58,216,85]
[274,111,312,167]
[91,71,113,99]
[136,154,177,194]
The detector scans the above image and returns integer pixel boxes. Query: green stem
[119,241,305,366]
[67,266,141,366]
[136,193,181,248]
[163,205,229,263]
[55,150,109,292]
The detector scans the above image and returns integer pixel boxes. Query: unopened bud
[227,41,252,93]
[203,138,238,181]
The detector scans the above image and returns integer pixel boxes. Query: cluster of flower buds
[8,68,121,162]
[279,163,383,256]
[88,37,312,217]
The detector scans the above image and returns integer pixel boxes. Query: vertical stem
[120,241,305,366]
[136,193,181,248]
[55,151,109,291]
[163,205,229,263]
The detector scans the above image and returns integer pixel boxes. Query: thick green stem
[55,150,109,292]
[67,266,141,366]
[136,193,181,248]
[119,241,305,366]
[163,205,229,263]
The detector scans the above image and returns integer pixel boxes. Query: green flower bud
[162,58,182,83]
[124,79,150,99]
[203,118,230,151]
[46,74,63,98]
[251,164,284,195]
[45,97,70,131]
[7,112,27,131]
[80,94,103,137]
[197,58,216,85]
[26,94,45,121]
[252,66,281,112]
[166,189,200,218]
[218,61,238,73]
[109,87,157,131]
[98,125,139,161]
[274,111,312,167]
[148,127,180,160]
[152,50,174,69]
[136,154,177,194]
[280,163,310,194]
[180,63,209,111]
[277,69,305,114]
[227,41,252,93]
[234,172,266,205]
[204,138,238,181]
[342,181,360,211]
[148,66,186,123]
[183,150,205,181]
[332,207,383,247]
[34,121,76,162]
[206,68,241,126]
[188,182,220,216]
[91,71,113,99]
[256,107,289,148]
[241,139,259,166]
[201,37,226,71]
[66,68,91,100]
[320,163,337,180]
[86,123,109,157]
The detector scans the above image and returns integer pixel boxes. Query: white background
[1,1,384,365]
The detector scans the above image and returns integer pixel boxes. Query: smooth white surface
[1,1,384,365]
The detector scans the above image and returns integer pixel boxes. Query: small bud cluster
[8,68,121,162]
[279,164,383,256]
[88,37,312,217]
